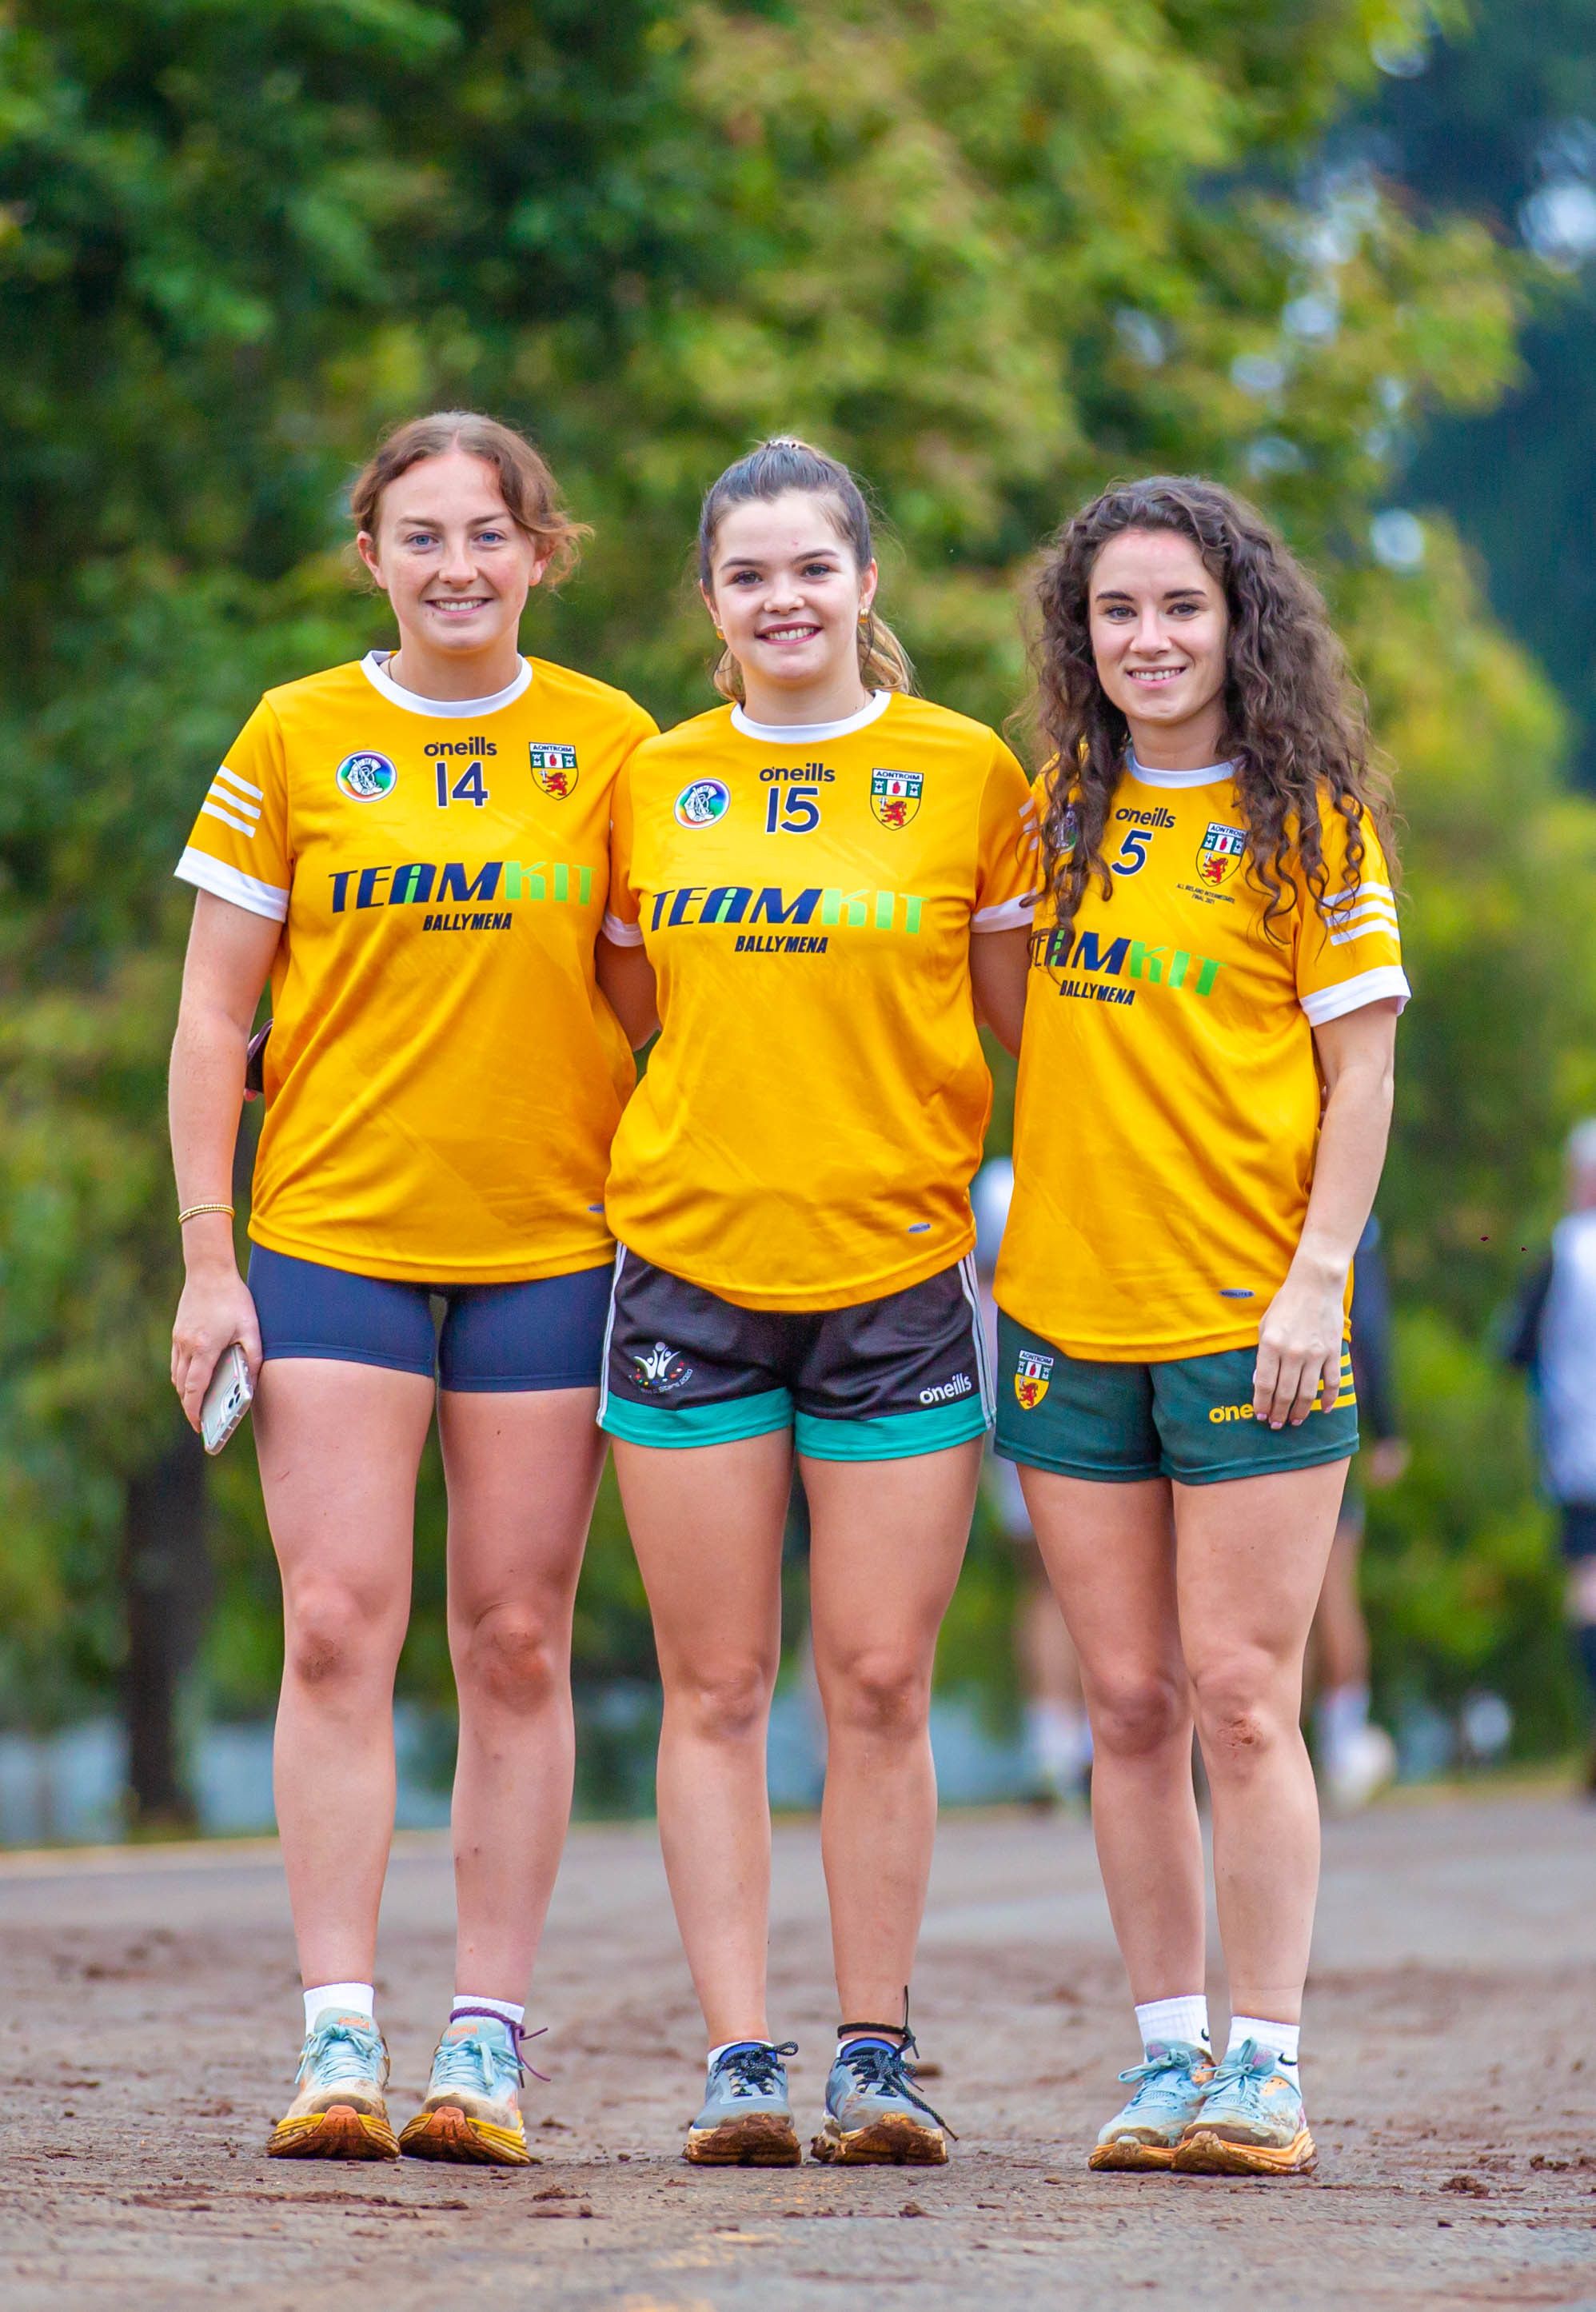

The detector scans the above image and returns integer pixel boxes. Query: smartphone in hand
[200,1343,254,1455]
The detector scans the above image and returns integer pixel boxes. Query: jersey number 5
[436,761,490,809]
[764,785,821,834]
[1111,829,1151,876]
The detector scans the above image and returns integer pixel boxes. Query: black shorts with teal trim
[249,1245,611,1393]
[992,1311,1358,1487]
[599,1250,993,1460]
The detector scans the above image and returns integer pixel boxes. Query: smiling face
[357,448,549,680]
[1088,526,1231,768]
[702,489,877,721]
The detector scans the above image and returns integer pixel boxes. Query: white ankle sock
[1135,1995,1211,2055]
[1227,2015,1299,2067]
[303,1982,373,2034]
[452,1993,525,2027]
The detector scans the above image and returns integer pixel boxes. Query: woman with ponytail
[996,477,1408,2178]
[599,440,1035,2166]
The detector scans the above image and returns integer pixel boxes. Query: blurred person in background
[1311,1214,1408,1812]
[1509,1119,1596,1794]
[168,412,655,2165]
[971,1158,1093,1807]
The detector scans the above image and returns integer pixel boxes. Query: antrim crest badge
[529,742,579,799]
[1014,1350,1055,1411]
[871,768,924,828]
[1197,821,1246,888]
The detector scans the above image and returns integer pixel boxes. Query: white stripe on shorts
[597,1244,626,1424]
[958,1252,996,1425]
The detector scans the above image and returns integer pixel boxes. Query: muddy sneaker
[1087,2040,1213,2171]
[1174,2040,1315,2176]
[810,2034,950,2166]
[684,2040,802,2166]
[266,2009,399,2159]
[399,2009,537,2166]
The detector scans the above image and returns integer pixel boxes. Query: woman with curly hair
[991,477,1409,2178]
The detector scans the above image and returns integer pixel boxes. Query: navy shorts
[598,1248,993,1460]
[248,1245,612,1393]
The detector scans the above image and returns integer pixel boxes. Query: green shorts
[993,1312,1358,1487]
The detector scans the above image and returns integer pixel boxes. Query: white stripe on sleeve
[1299,964,1410,1025]
[601,912,644,947]
[213,765,265,802]
[972,890,1037,933]
[198,798,258,839]
[209,781,261,822]
[174,847,290,922]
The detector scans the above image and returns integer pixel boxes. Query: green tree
[0,0,1585,1806]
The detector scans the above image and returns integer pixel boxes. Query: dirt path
[2,1792,1594,2310]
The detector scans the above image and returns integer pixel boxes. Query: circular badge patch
[674,777,731,829]
[336,750,397,802]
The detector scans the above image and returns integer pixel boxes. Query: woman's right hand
[171,1264,264,1434]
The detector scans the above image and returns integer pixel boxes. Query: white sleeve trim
[1300,964,1410,1025]
[214,765,264,803]
[174,847,289,923]
[972,890,1037,932]
[601,911,644,948]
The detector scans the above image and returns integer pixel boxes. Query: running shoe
[684,2040,802,2166]
[1174,2039,1315,2175]
[266,2009,398,2160]
[1087,2040,1213,2171]
[399,2009,536,2166]
[810,2034,950,2166]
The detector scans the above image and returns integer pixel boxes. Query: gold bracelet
[178,1201,235,1225]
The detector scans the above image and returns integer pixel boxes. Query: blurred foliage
[0,0,1591,1767]
[1356,0,1596,790]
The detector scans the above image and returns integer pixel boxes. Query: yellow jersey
[996,757,1409,1360]
[175,652,656,1283]
[603,690,1036,1310]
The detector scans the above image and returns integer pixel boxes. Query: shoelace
[437,2009,552,2092]
[835,2035,954,2137]
[1115,2046,1203,2095]
[716,2040,799,2098]
[297,2015,384,2089]
[1200,2040,1277,2117]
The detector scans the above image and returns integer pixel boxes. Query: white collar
[361,649,533,719]
[1127,749,1236,791]
[730,690,892,744]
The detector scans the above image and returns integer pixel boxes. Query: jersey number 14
[436,761,490,809]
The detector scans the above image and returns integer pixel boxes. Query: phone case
[201,1344,253,1455]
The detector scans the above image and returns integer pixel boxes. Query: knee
[1191,1654,1293,1772]
[668,1659,774,1745]
[458,1603,564,1713]
[824,1648,928,1742]
[1088,1669,1189,1759]
[284,1583,393,1690]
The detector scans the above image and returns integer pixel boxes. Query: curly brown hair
[1031,476,1395,944]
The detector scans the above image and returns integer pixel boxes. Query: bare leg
[1175,1460,1348,2023]
[440,1386,606,2001]
[1311,1514,1369,1695]
[803,1442,981,2025]
[254,1359,434,1987]
[1019,1470,1205,2002]
[612,1432,792,2046]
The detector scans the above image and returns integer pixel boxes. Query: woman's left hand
[1252,1263,1347,1430]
